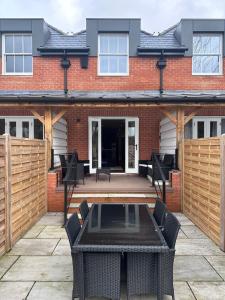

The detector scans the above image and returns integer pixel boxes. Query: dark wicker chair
[63,152,85,186]
[65,213,81,299]
[127,212,180,299]
[153,199,167,227]
[59,154,68,182]
[79,200,89,222]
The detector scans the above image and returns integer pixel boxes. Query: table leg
[77,252,85,300]
[157,253,163,300]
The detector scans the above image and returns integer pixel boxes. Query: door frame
[88,116,139,174]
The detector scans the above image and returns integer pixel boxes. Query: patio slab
[0,255,18,278]
[205,256,225,280]
[0,281,34,300]
[181,225,208,239]
[23,225,45,238]
[174,213,194,226]
[189,282,225,300]
[174,256,222,281]
[36,214,64,226]
[7,238,59,256]
[176,239,225,256]
[38,225,67,239]
[2,256,72,281]
[53,239,70,256]
[27,282,72,300]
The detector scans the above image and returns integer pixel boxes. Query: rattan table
[72,204,169,300]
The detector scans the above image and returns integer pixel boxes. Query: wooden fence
[0,135,47,255]
[183,137,224,249]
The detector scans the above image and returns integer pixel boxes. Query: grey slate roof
[41,25,87,49]
[41,23,184,51]
[140,25,183,49]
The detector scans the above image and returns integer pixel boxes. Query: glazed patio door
[125,118,139,173]
[89,118,101,173]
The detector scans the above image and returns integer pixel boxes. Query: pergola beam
[159,108,177,125]
[30,110,45,124]
[52,109,67,125]
[184,107,201,125]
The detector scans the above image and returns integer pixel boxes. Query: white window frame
[0,116,44,139]
[193,116,221,138]
[192,33,223,76]
[2,33,33,76]
[97,33,129,76]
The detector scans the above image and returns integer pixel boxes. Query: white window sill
[1,73,33,76]
[97,73,129,77]
[192,73,223,76]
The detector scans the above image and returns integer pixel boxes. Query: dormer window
[192,33,223,75]
[98,33,129,76]
[2,34,32,75]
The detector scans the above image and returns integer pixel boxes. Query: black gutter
[137,47,187,56]
[1,96,225,104]
[38,47,89,56]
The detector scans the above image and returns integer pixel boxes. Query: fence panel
[0,135,47,255]
[183,137,221,246]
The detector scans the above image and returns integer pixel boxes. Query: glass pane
[210,121,217,137]
[34,119,43,139]
[118,56,127,73]
[24,56,32,72]
[15,55,23,73]
[9,121,16,137]
[221,119,225,135]
[22,121,29,138]
[118,36,127,53]
[108,56,117,73]
[14,35,23,53]
[6,55,14,73]
[128,121,135,168]
[197,121,204,138]
[23,35,32,53]
[99,56,108,73]
[193,35,221,54]
[92,121,98,169]
[202,56,219,73]
[108,36,117,53]
[5,35,13,53]
[99,35,108,53]
[193,55,219,74]
[0,119,5,135]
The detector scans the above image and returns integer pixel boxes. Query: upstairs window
[192,34,223,75]
[2,34,32,75]
[98,33,129,75]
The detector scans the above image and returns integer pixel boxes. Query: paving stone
[23,225,45,238]
[27,281,72,300]
[36,214,64,226]
[0,281,34,300]
[181,225,208,239]
[205,256,225,280]
[176,239,225,256]
[0,256,18,278]
[174,213,194,226]
[189,282,225,300]
[38,225,67,239]
[174,256,222,281]
[178,229,188,239]
[7,239,59,256]
[53,239,70,256]
[2,256,72,281]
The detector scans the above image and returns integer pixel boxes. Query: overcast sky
[0,0,225,34]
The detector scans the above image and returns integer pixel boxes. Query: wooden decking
[57,174,156,194]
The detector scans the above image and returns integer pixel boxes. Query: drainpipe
[60,51,71,95]
[156,51,167,95]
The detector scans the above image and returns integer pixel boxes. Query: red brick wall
[1,56,225,91]
[66,107,161,161]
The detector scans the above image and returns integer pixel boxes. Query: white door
[125,118,139,173]
[89,118,101,173]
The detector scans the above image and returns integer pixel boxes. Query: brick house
[1,18,225,212]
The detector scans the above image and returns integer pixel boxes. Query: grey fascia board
[38,47,89,56]
[137,47,187,56]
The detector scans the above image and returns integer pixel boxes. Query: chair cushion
[163,154,174,167]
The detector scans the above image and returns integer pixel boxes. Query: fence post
[220,135,225,251]
[4,134,12,251]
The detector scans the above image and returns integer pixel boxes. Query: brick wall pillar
[47,171,64,212]
[167,170,181,212]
